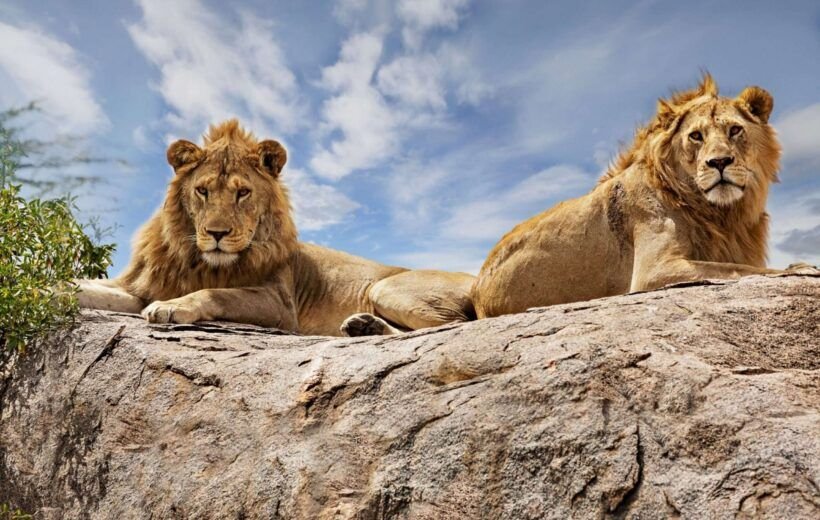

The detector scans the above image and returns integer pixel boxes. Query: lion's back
[473,180,636,318]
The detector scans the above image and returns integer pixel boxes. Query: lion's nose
[206,228,231,242]
[706,156,734,174]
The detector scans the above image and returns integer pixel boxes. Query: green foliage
[0,113,25,187]
[0,185,114,351]
[0,108,115,353]
[0,503,32,520]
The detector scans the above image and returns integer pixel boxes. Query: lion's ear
[736,86,773,124]
[257,140,287,177]
[167,140,203,171]
[656,98,677,128]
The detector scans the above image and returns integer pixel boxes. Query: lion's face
[661,85,778,207]
[187,161,261,266]
[679,101,755,205]
[166,136,288,267]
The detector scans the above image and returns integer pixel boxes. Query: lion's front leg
[141,286,299,330]
[629,222,800,292]
[629,258,808,293]
[781,262,820,276]
[141,297,203,324]
[76,278,145,314]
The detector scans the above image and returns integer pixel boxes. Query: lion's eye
[729,125,743,137]
[196,187,208,197]
[237,188,250,200]
[689,131,703,142]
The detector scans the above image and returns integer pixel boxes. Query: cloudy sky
[1,0,818,274]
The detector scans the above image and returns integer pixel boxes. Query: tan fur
[473,75,816,318]
[78,120,474,336]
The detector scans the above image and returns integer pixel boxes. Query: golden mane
[203,118,258,148]
[599,74,780,266]
[120,120,298,302]
[600,74,720,184]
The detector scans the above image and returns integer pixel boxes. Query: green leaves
[0,503,32,520]
[0,122,24,187]
[0,114,114,354]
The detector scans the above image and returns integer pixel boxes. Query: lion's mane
[120,120,298,302]
[599,74,780,266]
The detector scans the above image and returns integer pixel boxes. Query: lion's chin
[201,251,240,267]
[704,182,745,206]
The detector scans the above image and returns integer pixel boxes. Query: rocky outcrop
[1,275,819,519]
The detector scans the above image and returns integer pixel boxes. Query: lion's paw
[785,262,820,276]
[341,313,391,337]
[141,300,201,324]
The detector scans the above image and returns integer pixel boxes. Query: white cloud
[775,103,820,165]
[436,43,492,105]
[333,0,369,20]
[397,0,468,29]
[310,32,398,180]
[318,31,384,91]
[440,165,593,241]
[377,54,446,109]
[397,0,470,48]
[127,0,303,138]
[385,52,490,108]
[0,21,107,134]
[764,103,820,266]
[776,226,820,260]
[767,192,820,268]
[285,168,359,231]
[311,1,487,181]
[332,0,393,27]
[390,248,487,274]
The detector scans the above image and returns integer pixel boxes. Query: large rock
[1,275,819,519]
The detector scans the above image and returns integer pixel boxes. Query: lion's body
[473,183,634,316]
[79,120,474,336]
[473,76,801,319]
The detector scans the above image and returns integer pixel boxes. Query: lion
[77,120,475,336]
[472,75,818,318]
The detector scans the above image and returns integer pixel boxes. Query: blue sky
[1,0,818,275]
